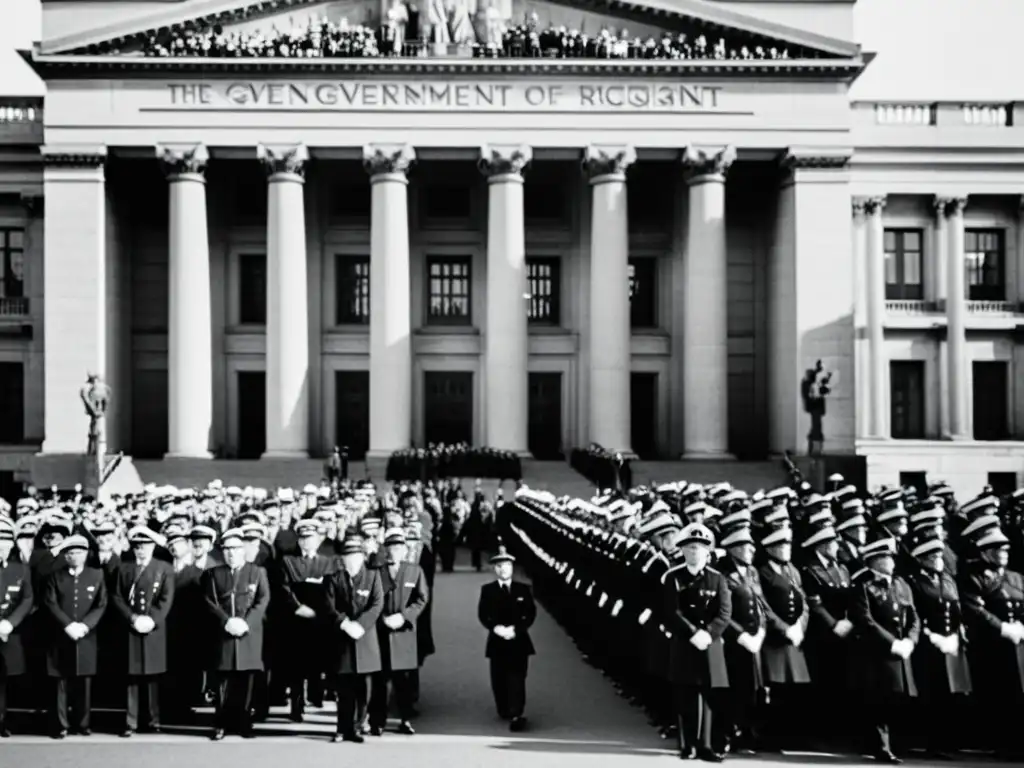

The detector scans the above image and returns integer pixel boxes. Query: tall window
[336,256,370,325]
[0,362,24,443]
[629,257,657,329]
[238,253,267,325]
[883,229,923,300]
[526,257,560,325]
[0,228,25,300]
[973,361,1009,440]
[965,229,1006,301]
[426,256,472,325]
[890,361,925,439]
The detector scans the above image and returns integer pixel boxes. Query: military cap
[163,526,190,545]
[835,513,867,533]
[828,473,844,483]
[41,515,74,536]
[802,493,827,508]
[763,506,790,527]
[802,525,837,549]
[961,514,1000,540]
[682,501,708,518]
[807,507,836,528]
[404,525,421,542]
[490,546,515,564]
[294,519,322,537]
[190,524,218,541]
[877,488,903,504]
[761,527,792,547]
[975,527,1010,551]
[91,519,117,535]
[383,528,407,546]
[220,528,245,549]
[875,500,907,525]
[860,537,897,561]
[720,526,753,549]
[718,508,752,531]
[55,534,90,554]
[340,536,365,555]
[677,522,715,548]
[909,506,945,528]
[0,518,14,541]
[961,495,998,518]
[910,536,945,559]
[239,522,267,540]
[128,525,165,546]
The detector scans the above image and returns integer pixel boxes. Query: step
[520,459,597,498]
[133,459,326,490]
[630,460,788,493]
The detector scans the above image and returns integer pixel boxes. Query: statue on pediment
[428,0,476,45]
[384,0,410,54]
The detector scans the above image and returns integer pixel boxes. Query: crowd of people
[504,470,1024,763]
[135,15,808,62]
[0,475,506,741]
[385,444,523,483]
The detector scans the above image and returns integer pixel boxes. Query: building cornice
[41,147,108,168]
[25,52,866,79]
[779,147,853,170]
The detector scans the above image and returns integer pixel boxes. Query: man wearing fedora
[477,546,536,731]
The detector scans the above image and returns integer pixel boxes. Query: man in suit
[0,517,33,737]
[477,546,536,731]
[41,534,108,739]
[201,528,271,741]
[323,533,383,743]
[369,528,428,735]
[110,526,176,737]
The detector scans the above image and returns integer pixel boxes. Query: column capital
[861,195,886,216]
[478,144,532,179]
[942,196,968,217]
[41,145,107,169]
[257,143,309,179]
[851,197,868,218]
[931,195,951,219]
[157,143,209,180]
[363,144,416,178]
[20,192,43,217]
[582,145,636,182]
[681,145,736,182]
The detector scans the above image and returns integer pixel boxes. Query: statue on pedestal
[801,360,833,456]
[81,372,110,459]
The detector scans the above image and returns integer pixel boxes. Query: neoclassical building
[0,0,1021,500]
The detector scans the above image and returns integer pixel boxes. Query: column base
[260,450,311,460]
[680,451,736,461]
[940,433,972,441]
[164,451,214,460]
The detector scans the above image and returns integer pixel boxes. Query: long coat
[801,556,854,687]
[92,552,123,678]
[377,562,429,671]
[201,563,270,672]
[758,560,811,684]
[662,564,731,689]
[959,565,1024,696]
[168,564,204,674]
[717,558,765,692]
[272,552,335,675]
[42,566,109,678]
[906,569,971,695]
[0,559,33,676]
[323,566,384,675]
[850,573,919,695]
[110,559,176,676]
[478,580,537,660]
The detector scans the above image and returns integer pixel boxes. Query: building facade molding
[40,146,107,169]
[780,147,853,171]
[478,144,533,180]
[157,143,209,179]
[363,144,416,179]
[583,145,637,182]
[257,143,309,179]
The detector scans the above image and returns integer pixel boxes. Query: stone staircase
[630,460,789,493]
[133,459,327,491]
[519,459,597,498]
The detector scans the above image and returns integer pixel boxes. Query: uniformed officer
[111,526,176,737]
[0,517,32,737]
[164,526,205,723]
[849,537,919,765]
[662,522,731,761]
[369,528,428,735]
[202,528,271,741]
[41,534,108,739]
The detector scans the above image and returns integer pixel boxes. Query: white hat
[860,537,897,560]
[802,526,837,549]
[761,527,792,547]
[55,534,90,554]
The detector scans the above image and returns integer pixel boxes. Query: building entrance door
[237,371,266,459]
[424,371,473,446]
[335,370,370,460]
[528,372,562,459]
[630,372,658,459]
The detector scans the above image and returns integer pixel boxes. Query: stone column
[479,144,532,454]
[945,196,969,438]
[931,196,950,436]
[583,145,635,454]
[364,144,415,456]
[681,146,736,458]
[851,197,868,438]
[258,144,310,458]
[41,147,108,454]
[159,144,213,458]
[864,196,888,438]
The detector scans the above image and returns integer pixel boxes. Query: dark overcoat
[478,580,537,660]
[717,558,765,692]
[323,566,384,675]
[92,552,123,678]
[907,569,971,695]
[377,562,428,671]
[168,564,204,674]
[758,561,811,684]
[201,563,270,672]
[0,559,33,676]
[959,565,1024,696]
[801,556,854,687]
[110,559,176,676]
[42,566,108,677]
[849,574,919,695]
[272,552,335,674]
[662,564,731,689]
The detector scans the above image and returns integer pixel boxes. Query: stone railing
[0,297,30,318]
[0,104,41,124]
[885,299,935,314]
[966,300,1019,314]
[874,103,936,126]
[962,103,1011,126]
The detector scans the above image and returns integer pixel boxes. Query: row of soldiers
[385,444,524,483]
[504,475,1024,764]
[0,477,497,740]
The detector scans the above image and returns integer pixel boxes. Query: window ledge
[417,325,479,335]
[631,328,668,337]
[529,325,570,335]
[326,325,370,334]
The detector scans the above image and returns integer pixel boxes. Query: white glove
[384,614,405,631]
[64,623,83,641]
[943,633,959,656]
[832,619,853,638]
[1000,622,1022,645]
[341,619,365,640]
[751,627,766,653]
[0,619,12,639]
[295,604,316,619]
[133,615,155,634]
[689,629,712,651]
[890,638,912,659]
[785,624,804,647]
[737,632,757,653]
[225,617,248,637]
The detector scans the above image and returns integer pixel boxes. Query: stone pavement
[2,550,996,768]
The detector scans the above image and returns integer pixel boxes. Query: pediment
[40,0,860,60]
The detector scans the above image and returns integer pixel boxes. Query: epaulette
[661,562,687,585]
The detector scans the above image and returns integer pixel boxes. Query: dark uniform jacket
[478,580,537,660]
[272,552,335,674]
[717,557,765,692]
[110,559,176,676]
[0,558,33,676]
[850,572,919,695]
[758,560,811,684]
[906,568,971,695]
[377,562,428,671]
[662,564,731,688]
[168,564,204,673]
[42,566,108,677]
[960,565,1024,695]
[802,554,853,685]
[201,563,270,672]
[323,566,384,675]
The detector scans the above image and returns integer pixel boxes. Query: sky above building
[0,0,1021,100]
